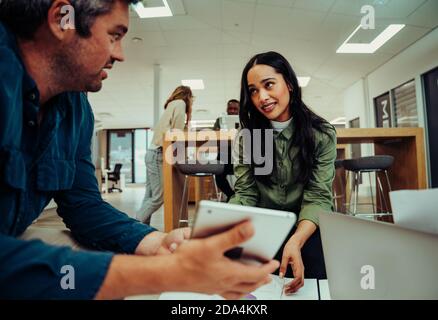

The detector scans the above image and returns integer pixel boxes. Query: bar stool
[175,162,225,227]
[332,159,345,213]
[343,155,394,218]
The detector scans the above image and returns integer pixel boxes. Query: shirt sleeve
[228,134,259,206]
[0,233,113,299]
[55,96,156,254]
[170,100,187,130]
[299,128,337,226]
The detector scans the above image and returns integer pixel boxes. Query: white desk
[318,280,331,300]
[127,276,326,300]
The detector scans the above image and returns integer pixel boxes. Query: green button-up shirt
[229,121,337,226]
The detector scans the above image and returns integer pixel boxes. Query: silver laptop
[219,115,240,130]
[320,213,438,300]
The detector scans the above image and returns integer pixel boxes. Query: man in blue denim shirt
[0,0,278,299]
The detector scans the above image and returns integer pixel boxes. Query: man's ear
[47,0,76,41]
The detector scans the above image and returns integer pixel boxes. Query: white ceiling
[89,0,438,129]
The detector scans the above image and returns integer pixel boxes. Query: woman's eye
[249,88,257,96]
[266,82,274,89]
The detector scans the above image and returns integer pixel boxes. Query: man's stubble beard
[52,38,103,93]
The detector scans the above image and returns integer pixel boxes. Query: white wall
[367,28,438,127]
[343,79,367,128]
[343,28,438,129]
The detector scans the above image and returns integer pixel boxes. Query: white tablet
[191,200,297,264]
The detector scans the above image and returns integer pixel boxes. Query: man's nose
[112,42,125,62]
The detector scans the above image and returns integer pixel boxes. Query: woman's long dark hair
[240,51,335,185]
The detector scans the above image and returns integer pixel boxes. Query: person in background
[136,85,193,225]
[213,99,240,130]
[230,51,337,294]
[0,0,279,299]
[212,99,240,201]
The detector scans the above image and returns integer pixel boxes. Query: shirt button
[28,120,36,127]
[29,93,37,101]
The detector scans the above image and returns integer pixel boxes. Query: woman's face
[247,64,292,122]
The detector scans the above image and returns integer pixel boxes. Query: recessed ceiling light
[132,37,143,43]
[132,0,173,18]
[182,79,205,90]
[330,117,346,125]
[298,77,311,87]
[337,24,405,54]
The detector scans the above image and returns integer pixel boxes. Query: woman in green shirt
[229,51,337,294]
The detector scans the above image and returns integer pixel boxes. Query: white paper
[318,280,331,300]
[390,189,438,234]
[158,275,319,300]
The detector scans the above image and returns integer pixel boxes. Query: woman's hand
[280,237,305,294]
[157,227,191,254]
[134,228,191,256]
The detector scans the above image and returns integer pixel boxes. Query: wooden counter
[162,128,427,232]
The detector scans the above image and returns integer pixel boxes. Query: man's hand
[135,228,191,256]
[171,221,280,299]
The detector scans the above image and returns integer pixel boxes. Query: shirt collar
[0,21,41,104]
[275,118,295,140]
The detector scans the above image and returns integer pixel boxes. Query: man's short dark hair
[0,0,139,39]
[228,99,239,105]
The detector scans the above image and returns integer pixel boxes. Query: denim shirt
[0,22,156,299]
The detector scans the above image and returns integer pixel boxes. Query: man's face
[56,0,129,92]
[227,101,240,115]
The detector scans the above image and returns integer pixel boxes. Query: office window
[108,130,134,183]
[393,80,418,127]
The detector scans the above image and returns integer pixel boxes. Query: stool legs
[368,172,375,213]
[178,175,189,227]
[348,169,393,217]
[212,175,220,201]
[354,172,360,214]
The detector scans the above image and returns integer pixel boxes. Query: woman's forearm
[290,220,317,249]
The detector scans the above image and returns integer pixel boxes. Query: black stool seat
[334,159,344,169]
[176,162,225,176]
[176,162,225,227]
[343,156,394,172]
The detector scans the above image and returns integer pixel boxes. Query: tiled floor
[35,184,196,232]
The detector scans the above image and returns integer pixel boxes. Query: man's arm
[0,233,113,299]
[95,221,279,300]
[55,96,154,254]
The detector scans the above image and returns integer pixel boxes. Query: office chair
[107,163,123,193]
